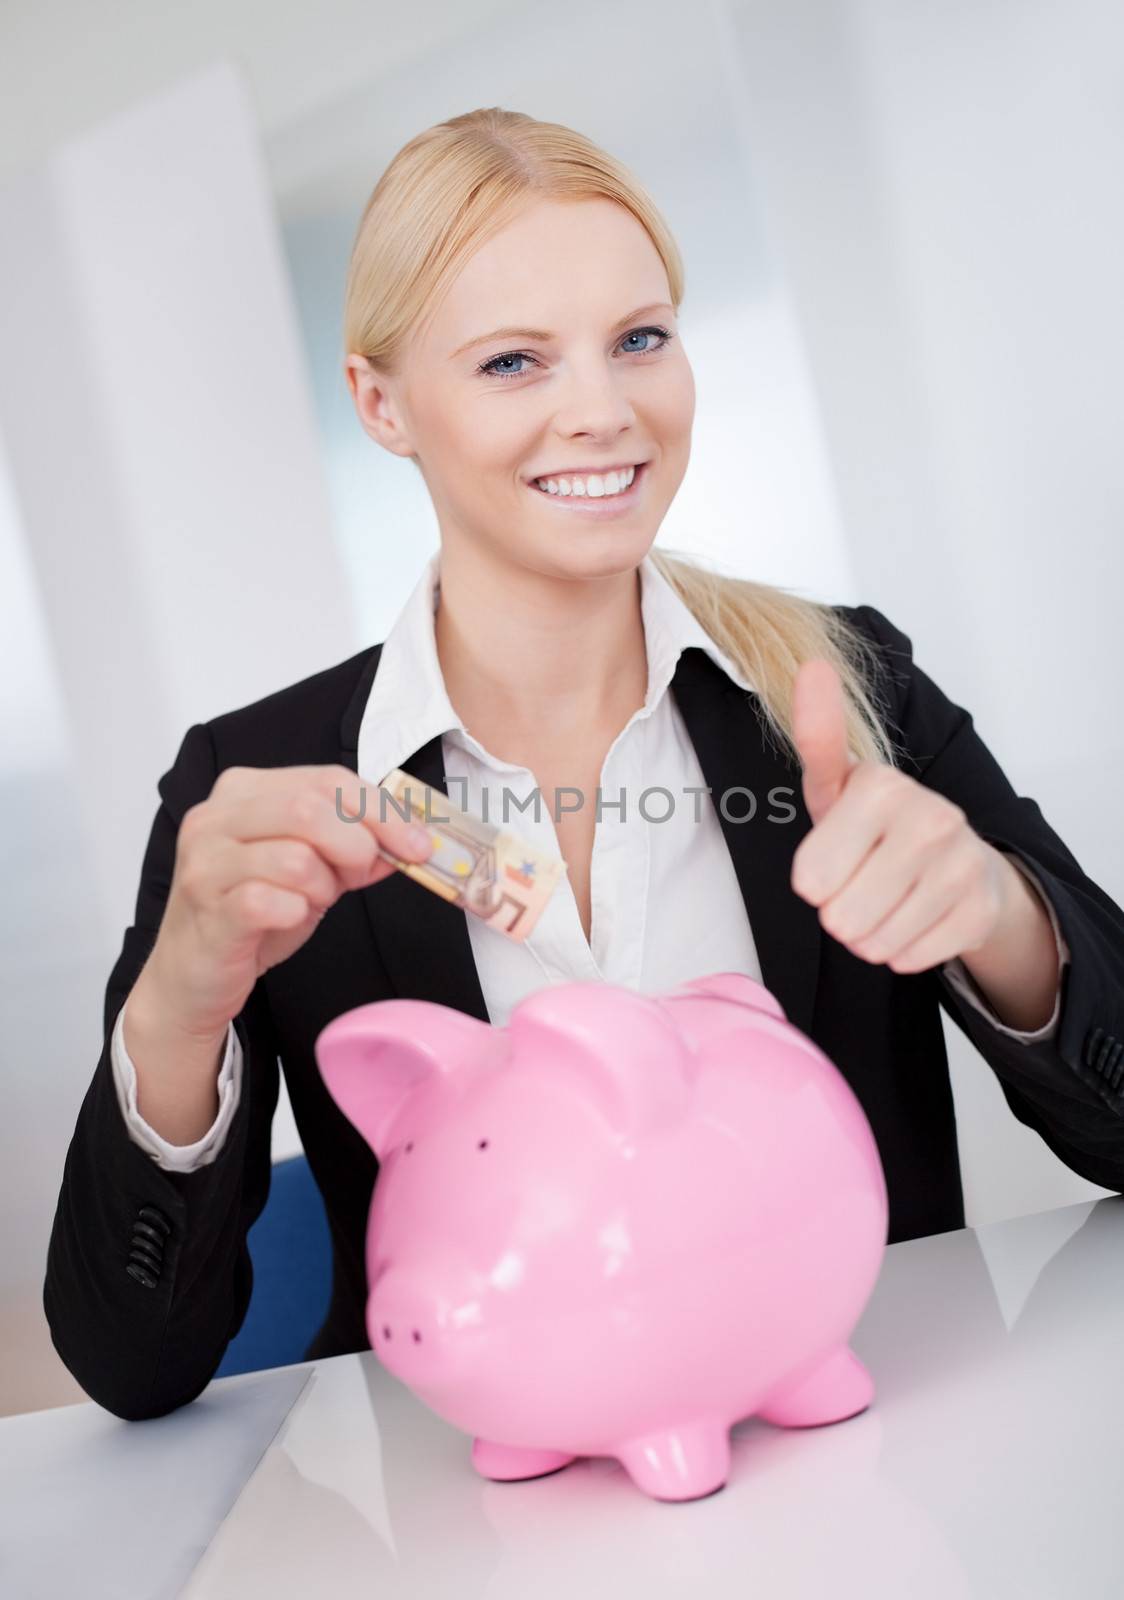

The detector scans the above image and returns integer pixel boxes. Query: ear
[507,983,691,1137]
[669,971,787,1021]
[343,352,416,459]
[315,1000,494,1157]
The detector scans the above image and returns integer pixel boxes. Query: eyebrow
[449,302,676,361]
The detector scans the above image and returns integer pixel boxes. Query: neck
[432,540,649,745]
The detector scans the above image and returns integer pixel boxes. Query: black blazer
[43,603,1124,1420]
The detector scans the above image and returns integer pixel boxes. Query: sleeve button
[137,1205,171,1237]
[1093,1034,1117,1076]
[132,1220,168,1249]
[128,1207,170,1284]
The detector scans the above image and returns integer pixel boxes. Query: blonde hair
[343,107,902,770]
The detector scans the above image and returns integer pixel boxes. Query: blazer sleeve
[42,722,280,1420]
[851,603,1124,1192]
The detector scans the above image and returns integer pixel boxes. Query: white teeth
[533,464,638,498]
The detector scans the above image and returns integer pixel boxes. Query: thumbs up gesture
[789,658,1011,973]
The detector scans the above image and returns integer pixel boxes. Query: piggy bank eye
[477,1138,489,1150]
[404,1141,414,1153]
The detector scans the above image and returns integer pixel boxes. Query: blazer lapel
[337,640,821,1038]
[338,645,491,1022]
[669,646,822,1039]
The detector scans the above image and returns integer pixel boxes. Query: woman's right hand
[131,764,434,1042]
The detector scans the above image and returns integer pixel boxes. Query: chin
[537,528,657,581]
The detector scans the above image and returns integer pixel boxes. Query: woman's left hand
[789,658,1018,974]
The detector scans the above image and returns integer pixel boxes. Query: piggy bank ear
[508,983,690,1137]
[670,971,786,1021]
[315,1000,494,1157]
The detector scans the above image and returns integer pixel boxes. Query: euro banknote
[373,767,568,942]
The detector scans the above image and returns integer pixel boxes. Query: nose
[553,362,637,437]
[367,1261,478,1383]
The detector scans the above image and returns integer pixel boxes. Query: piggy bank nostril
[382,1325,392,1340]
[478,1138,488,1150]
[412,1330,422,1343]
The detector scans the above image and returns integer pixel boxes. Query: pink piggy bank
[315,971,889,1502]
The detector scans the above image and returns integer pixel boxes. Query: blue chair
[215,1154,333,1378]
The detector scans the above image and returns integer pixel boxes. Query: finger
[852,844,990,967]
[819,854,919,950]
[792,659,855,825]
[791,762,899,905]
[815,794,950,944]
[878,896,983,974]
[211,837,345,911]
[210,764,427,856]
[208,779,429,892]
[211,763,368,803]
[844,873,957,966]
[216,879,317,939]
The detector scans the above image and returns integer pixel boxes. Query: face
[346,197,695,583]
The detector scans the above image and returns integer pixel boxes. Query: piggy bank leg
[616,1423,731,1502]
[757,1344,873,1428]
[472,1438,577,1482]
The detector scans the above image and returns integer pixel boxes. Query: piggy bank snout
[368,1260,480,1381]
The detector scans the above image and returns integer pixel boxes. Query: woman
[44,108,1124,1422]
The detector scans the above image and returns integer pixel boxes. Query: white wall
[729,0,1124,1220]
[0,60,355,1411]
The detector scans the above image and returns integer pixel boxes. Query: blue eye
[475,324,675,381]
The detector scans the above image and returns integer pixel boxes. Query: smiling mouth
[526,461,649,506]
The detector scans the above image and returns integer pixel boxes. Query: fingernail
[407,824,433,853]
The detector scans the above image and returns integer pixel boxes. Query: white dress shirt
[112,553,1068,1169]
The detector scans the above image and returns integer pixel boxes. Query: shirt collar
[356,549,755,786]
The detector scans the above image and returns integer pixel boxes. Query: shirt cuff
[110,996,243,1170]
[940,855,1071,1043]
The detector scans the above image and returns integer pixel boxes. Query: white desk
[5,1196,1123,1599]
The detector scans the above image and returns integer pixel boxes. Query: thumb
[792,658,856,824]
